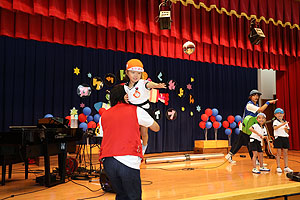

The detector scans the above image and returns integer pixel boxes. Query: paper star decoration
[87,73,92,78]
[181,107,185,112]
[70,107,78,115]
[168,80,176,90]
[74,67,80,75]
[187,84,192,90]
[190,111,194,116]
[80,103,85,108]
[196,105,201,112]
[191,77,194,82]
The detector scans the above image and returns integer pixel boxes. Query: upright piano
[0,120,83,187]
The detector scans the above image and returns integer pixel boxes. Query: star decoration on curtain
[196,105,201,112]
[87,73,92,78]
[70,107,78,115]
[187,84,192,90]
[80,103,85,108]
[74,67,80,75]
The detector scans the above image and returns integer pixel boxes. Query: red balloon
[65,116,71,126]
[78,113,87,123]
[238,121,241,126]
[227,115,235,124]
[88,121,96,129]
[222,121,229,128]
[210,116,216,122]
[199,121,206,129]
[201,114,209,121]
[205,108,213,117]
[99,108,106,116]
[213,121,220,129]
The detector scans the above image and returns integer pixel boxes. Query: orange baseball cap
[126,59,144,72]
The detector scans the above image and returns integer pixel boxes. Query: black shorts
[274,137,290,149]
[249,139,263,152]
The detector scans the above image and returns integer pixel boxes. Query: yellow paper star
[74,67,80,75]
[70,107,78,116]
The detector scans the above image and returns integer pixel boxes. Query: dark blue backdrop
[0,36,257,153]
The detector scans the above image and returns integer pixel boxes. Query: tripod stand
[74,130,102,178]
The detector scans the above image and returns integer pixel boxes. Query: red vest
[99,103,143,160]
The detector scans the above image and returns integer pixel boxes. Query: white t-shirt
[239,103,260,130]
[100,106,154,170]
[273,119,290,138]
[246,103,260,113]
[250,124,267,142]
[124,79,150,109]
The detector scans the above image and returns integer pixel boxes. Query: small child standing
[249,113,270,174]
[273,108,293,173]
[123,59,166,153]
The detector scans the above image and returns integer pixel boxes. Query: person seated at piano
[99,84,160,200]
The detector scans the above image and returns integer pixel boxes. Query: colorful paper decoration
[117,70,126,81]
[168,80,176,90]
[187,84,192,90]
[74,67,80,75]
[104,73,117,87]
[166,108,177,121]
[181,107,185,112]
[156,71,167,83]
[87,73,92,78]
[196,105,201,112]
[90,77,104,91]
[94,102,103,112]
[189,94,194,104]
[70,107,78,116]
[191,77,194,82]
[77,84,92,97]
[154,109,161,120]
[80,103,85,108]
[177,87,185,98]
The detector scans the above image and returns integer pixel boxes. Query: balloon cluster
[67,106,104,132]
[198,108,243,138]
[222,115,242,136]
[198,108,222,130]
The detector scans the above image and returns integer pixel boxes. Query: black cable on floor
[0,187,50,200]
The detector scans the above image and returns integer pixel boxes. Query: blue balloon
[206,122,212,129]
[225,128,232,136]
[87,115,94,122]
[44,114,53,118]
[212,108,219,116]
[230,122,237,129]
[234,128,240,135]
[94,114,100,123]
[215,115,222,122]
[235,115,242,123]
[218,123,222,129]
[83,107,92,116]
[79,122,88,131]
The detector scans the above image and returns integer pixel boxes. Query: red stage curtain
[0,7,292,70]
[0,0,299,59]
[276,58,300,150]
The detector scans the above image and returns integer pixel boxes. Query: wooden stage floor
[1,151,300,200]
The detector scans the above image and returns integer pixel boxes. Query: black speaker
[99,169,115,193]
[286,172,300,182]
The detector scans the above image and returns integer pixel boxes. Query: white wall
[257,69,276,100]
